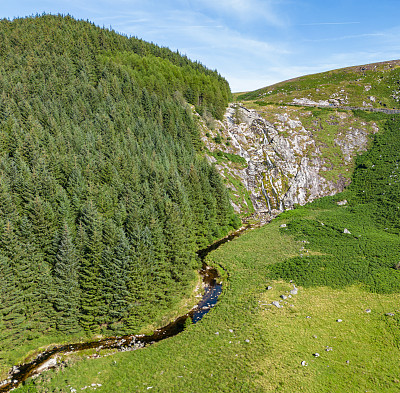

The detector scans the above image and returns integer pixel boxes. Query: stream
[0,224,252,392]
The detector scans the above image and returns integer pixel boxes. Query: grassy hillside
[19,116,400,391]
[237,60,400,109]
[0,14,240,373]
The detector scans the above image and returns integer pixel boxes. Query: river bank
[1,224,255,393]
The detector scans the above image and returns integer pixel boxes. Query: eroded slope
[202,104,379,219]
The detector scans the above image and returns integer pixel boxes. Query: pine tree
[78,203,104,332]
[0,222,27,346]
[0,15,237,353]
[53,224,80,333]
[0,251,25,352]
[100,233,131,329]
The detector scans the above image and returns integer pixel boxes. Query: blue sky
[2,0,400,92]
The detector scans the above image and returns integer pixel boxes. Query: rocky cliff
[201,103,379,220]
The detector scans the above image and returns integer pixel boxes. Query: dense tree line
[0,14,239,359]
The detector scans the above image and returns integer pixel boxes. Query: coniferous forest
[0,14,239,360]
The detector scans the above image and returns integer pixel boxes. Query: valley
[0,14,400,393]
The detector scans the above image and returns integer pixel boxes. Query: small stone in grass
[365,309,371,313]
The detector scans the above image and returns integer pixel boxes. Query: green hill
[237,60,400,109]
[0,14,239,371]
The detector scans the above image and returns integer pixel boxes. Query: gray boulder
[290,285,298,295]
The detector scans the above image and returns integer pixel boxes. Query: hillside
[0,14,240,373]
[237,59,400,109]
[198,61,400,220]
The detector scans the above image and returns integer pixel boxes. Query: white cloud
[199,0,287,27]
[301,21,361,26]
[303,33,386,43]
[113,8,290,56]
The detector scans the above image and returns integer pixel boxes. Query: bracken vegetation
[270,115,400,292]
[0,14,240,368]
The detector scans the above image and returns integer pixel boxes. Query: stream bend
[0,224,251,393]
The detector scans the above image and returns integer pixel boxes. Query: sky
[2,0,400,92]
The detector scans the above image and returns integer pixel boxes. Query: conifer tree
[53,224,80,333]
[78,203,104,332]
[0,223,27,346]
[101,234,132,328]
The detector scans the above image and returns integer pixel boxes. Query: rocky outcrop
[202,104,378,220]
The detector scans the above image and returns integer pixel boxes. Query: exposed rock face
[202,104,378,219]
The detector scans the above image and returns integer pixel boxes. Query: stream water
[0,224,251,393]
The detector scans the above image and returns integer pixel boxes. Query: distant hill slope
[0,14,239,370]
[237,60,400,109]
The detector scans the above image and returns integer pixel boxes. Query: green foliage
[213,134,223,144]
[53,224,80,333]
[209,150,247,167]
[351,109,391,122]
[270,116,400,293]
[102,52,231,120]
[0,14,239,365]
